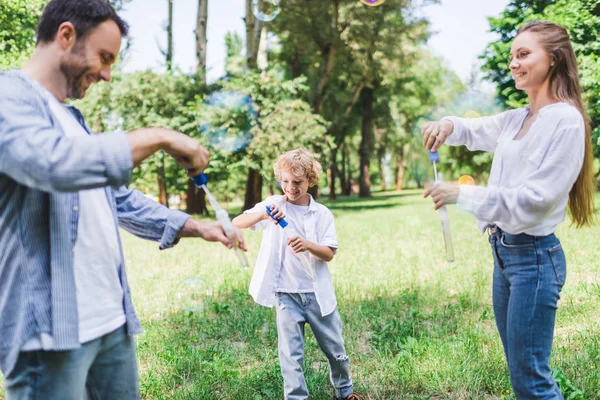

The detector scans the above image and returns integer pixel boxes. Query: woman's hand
[424,182,460,210]
[422,119,454,152]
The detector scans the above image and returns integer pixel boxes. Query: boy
[233,149,362,400]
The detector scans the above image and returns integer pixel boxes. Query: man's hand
[287,236,310,253]
[423,182,460,210]
[128,128,209,174]
[179,219,247,251]
[421,119,454,152]
[160,129,210,177]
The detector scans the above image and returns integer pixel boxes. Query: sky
[119,0,511,84]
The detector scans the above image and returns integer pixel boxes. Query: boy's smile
[280,171,310,206]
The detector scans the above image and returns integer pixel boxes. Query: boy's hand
[287,236,310,253]
[265,204,285,223]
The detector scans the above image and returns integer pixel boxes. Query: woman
[422,21,595,399]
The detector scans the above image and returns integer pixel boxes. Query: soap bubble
[458,175,475,185]
[252,0,281,22]
[464,110,481,119]
[199,91,258,154]
[176,277,213,312]
[361,0,385,6]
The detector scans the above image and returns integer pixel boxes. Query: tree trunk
[292,46,302,79]
[328,147,337,200]
[341,143,352,196]
[157,152,169,207]
[308,185,319,199]
[195,0,208,76]
[243,168,263,211]
[359,87,373,198]
[186,0,210,216]
[395,147,404,191]
[156,0,175,207]
[245,0,261,68]
[166,0,173,70]
[241,0,263,210]
[313,0,339,114]
[378,151,386,191]
[186,182,209,216]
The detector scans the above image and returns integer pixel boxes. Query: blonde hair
[517,21,596,227]
[274,148,322,187]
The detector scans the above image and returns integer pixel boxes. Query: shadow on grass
[320,191,422,214]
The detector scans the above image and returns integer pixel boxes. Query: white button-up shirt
[443,102,585,236]
[245,195,339,316]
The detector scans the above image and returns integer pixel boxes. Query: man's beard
[59,44,91,100]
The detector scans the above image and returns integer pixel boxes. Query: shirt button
[73,206,79,212]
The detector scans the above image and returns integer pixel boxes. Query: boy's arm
[232,211,268,229]
[287,237,335,262]
[306,242,335,262]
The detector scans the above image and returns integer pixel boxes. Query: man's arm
[115,186,243,250]
[0,79,209,192]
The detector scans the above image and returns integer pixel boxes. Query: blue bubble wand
[429,147,455,262]
[265,206,316,281]
[190,173,250,269]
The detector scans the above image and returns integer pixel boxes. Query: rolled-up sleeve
[114,186,191,249]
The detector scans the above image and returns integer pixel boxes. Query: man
[0,1,245,398]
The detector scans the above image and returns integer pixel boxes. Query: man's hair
[274,149,322,187]
[37,0,129,44]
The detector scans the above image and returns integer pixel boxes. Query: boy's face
[280,170,309,205]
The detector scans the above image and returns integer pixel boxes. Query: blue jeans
[275,292,353,400]
[4,325,140,400]
[490,227,565,399]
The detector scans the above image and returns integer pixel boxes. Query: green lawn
[1,191,599,399]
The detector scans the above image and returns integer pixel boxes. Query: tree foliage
[0,0,45,70]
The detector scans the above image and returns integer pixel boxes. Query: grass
[1,190,599,399]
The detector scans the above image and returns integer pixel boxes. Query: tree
[75,71,204,203]
[187,0,210,215]
[0,0,45,70]
[199,70,331,211]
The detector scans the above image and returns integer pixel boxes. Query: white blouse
[443,102,585,236]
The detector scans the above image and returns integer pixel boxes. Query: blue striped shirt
[0,71,190,376]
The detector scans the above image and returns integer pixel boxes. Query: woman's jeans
[489,226,565,400]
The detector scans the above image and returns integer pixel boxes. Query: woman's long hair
[518,21,595,227]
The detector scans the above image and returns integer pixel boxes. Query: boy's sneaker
[333,394,363,400]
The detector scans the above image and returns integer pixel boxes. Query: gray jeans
[5,325,140,400]
[275,292,353,400]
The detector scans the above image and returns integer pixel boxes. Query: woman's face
[509,31,555,92]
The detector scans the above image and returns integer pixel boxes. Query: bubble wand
[190,173,250,269]
[429,147,455,262]
[265,206,316,281]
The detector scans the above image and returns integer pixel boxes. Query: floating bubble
[458,175,475,185]
[200,91,258,154]
[464,110,481,119]
[176,277,213,312]
[361,0,385,6]
[251,0,281,22]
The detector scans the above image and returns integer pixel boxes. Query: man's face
[59,20,121,99]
